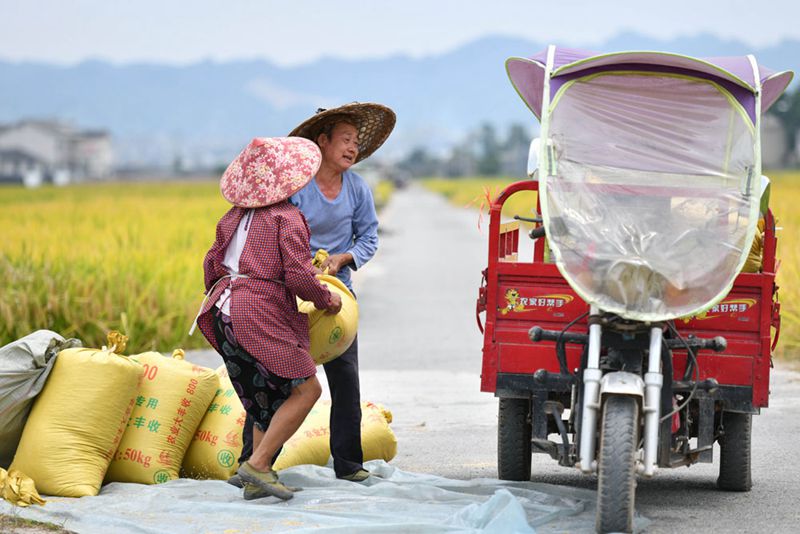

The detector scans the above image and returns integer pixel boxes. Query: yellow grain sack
[361,401,398,463]
[181,365,247,480]
[273,402,330,470]
[104,349,218,485]
[10,332,143,497]
[297,274,359,365]
[742,217,765,273]
[274,400,396,470]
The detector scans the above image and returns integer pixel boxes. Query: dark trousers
[324,335,363,477]
[239,335,363,477]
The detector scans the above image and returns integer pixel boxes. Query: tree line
[770,87,800,166]
[396,123,533,179]
[393,86,800,180]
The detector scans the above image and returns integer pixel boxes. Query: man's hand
[325,293,342,315]
[320,253,353,276]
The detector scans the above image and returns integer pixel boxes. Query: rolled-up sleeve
[279,213,332,309]
[347,185,379,270]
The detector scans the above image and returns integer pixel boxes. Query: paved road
[190,184,800,533]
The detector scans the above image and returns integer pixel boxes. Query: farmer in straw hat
[193,136,342,501]
[288,102,395,481]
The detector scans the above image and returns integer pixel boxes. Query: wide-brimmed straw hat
[220,137,321,208]
[289,102,396,163]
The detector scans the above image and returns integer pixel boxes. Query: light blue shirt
[290,169,379,291]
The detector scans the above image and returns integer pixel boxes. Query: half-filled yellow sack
[10,332,142,497]
[0,468,46,507]
[181,364,247,480]
[742,217,765,273]
[104,349,218,485]
[298,274,358,365]
[274,401,396,470]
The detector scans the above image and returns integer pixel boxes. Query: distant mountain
[1,32,797,168]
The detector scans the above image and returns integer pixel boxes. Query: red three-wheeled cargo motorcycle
[477,46,792,533]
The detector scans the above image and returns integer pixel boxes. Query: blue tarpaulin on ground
[0,460,649,533]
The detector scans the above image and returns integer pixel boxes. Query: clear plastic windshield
[543,73,758,321]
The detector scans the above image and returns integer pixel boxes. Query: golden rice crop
[0,180,229,353]
[423,173,800,359]
[423,177,539,228]
[373,179,395,211]
[766,171,800,357]
[0,178,395,354]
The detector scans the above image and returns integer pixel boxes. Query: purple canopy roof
[507,46,794,122]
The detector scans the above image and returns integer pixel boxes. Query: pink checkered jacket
[196,201,332,378]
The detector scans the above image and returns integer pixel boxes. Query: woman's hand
[325,293,342,315]
[320,253,353,276]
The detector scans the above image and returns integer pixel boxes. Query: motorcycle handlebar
[528,326,588,344]
[664,335,727,352]
[529,326,727,352]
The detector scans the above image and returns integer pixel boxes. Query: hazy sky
[2,0,799,66]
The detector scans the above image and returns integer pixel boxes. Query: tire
[596,395,639,534]
[717,411,752,491]
[497,397,532,481]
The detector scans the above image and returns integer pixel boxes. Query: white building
[0,120,112,186]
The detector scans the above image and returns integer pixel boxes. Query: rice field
[423,173,800,359]
[0,178,393,353]
[0,180,228,352]
[2,174,796,357]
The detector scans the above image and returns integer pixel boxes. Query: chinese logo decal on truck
[500,288,574,315]
[683,298,757,322]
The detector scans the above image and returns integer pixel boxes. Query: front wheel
[497,397,532,481]
[596,395,640,534]
[717,411,752,491]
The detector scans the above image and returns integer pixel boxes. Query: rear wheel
[497,397,532,481]
[717,411,752,491]
[596,395,639,534]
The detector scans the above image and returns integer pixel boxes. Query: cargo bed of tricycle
[478,180,780,414]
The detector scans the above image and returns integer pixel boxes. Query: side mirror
[527,138,540,179]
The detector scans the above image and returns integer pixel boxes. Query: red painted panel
[679,289,762,333]
[498,342,583,374]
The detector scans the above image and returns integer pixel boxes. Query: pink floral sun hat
[220,137,322,208]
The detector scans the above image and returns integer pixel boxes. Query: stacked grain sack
[105,349,218,484]
[181,371,397,477]
[274,400,397,470]
[0,330,81,469]
[10,333,143,497]
[6,330,396,497]
[181,365,247,480]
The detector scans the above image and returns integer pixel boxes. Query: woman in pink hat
[193,136,341,501]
